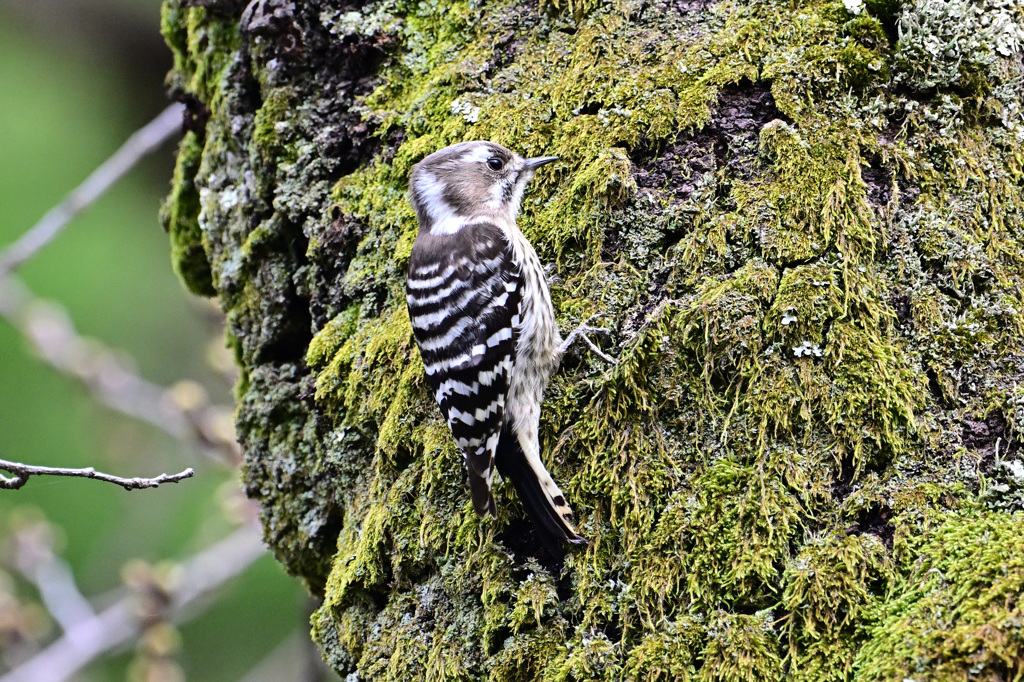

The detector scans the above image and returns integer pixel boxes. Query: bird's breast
[504,227,560,391]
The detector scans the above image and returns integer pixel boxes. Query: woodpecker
[405,140,592,546]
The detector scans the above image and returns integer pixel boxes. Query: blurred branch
[0,276,242,465]
[0,458,193,491]
[238,630,339,682]
[0,521,266,682]
[0,104,184,281]
[11,516,98,636]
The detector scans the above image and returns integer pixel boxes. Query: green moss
[345,0,724,268]
[698,611,783,682]
[160,3,241,107]
[160,130,215,296]
[159,0,1024,677]
[764,262,844,351]
[824,320,924,466]
[508,568,559,634]
[539,0,613,23]
[783,533,892,682]
[253,88,295,163]
[682,457,802,608]
[677,260,779,395]
[856,512,1024,680]
[732,121,879,267]
[622,617,703,681]
[547,628,622,681]
[160,0,243,299]
[303,0,1024,675]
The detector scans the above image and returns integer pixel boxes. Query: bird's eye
[486,157,504,171]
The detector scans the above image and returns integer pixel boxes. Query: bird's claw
[559,315,616,364]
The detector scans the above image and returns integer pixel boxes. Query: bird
[405,140,603,547]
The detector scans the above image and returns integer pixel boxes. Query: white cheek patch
[415,171,465,235]
[415,171,447,214]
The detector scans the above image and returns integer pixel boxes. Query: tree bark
[160,0,1024,678]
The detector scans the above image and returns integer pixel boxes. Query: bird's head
[409,141,558,235]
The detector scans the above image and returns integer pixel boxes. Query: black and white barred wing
[406,224,521,516]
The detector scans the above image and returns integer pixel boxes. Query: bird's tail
[495,422,587,546]
[467,469,496,517]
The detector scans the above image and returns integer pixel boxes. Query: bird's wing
[406,223,521,516]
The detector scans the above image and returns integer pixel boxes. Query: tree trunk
[160,0,1024,678]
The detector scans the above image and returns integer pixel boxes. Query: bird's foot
[559,314,616,364]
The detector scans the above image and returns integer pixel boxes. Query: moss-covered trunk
[161,0,1024,678]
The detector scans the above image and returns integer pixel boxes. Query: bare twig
[0,458,193,491]
[0,104,184,280]
[0,276,241,465]
[0,522,266,682]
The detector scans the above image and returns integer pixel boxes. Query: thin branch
[0,104,184,280]
[0,522,266,682]
[0,458,193,491]
[0,276,241,465]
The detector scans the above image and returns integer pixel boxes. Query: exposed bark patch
[242,0,406,331]
[488,1,544,74]
[965,410,1017,474]
[176,92,211,134]
[241,0,304,44]
[618,295,665,340]
[631,80,784,204]
[849,502,895,550]
[890,291,911,324]
[238,365,339,588]
[861,159,894,208]
[309,213,367,328]
[925,366,950,405]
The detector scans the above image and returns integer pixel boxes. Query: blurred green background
[0,2,329,679]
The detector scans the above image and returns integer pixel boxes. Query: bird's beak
[523,156,559,170]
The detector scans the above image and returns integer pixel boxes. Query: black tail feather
[468,473,495,516]
[494,422,587,549]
